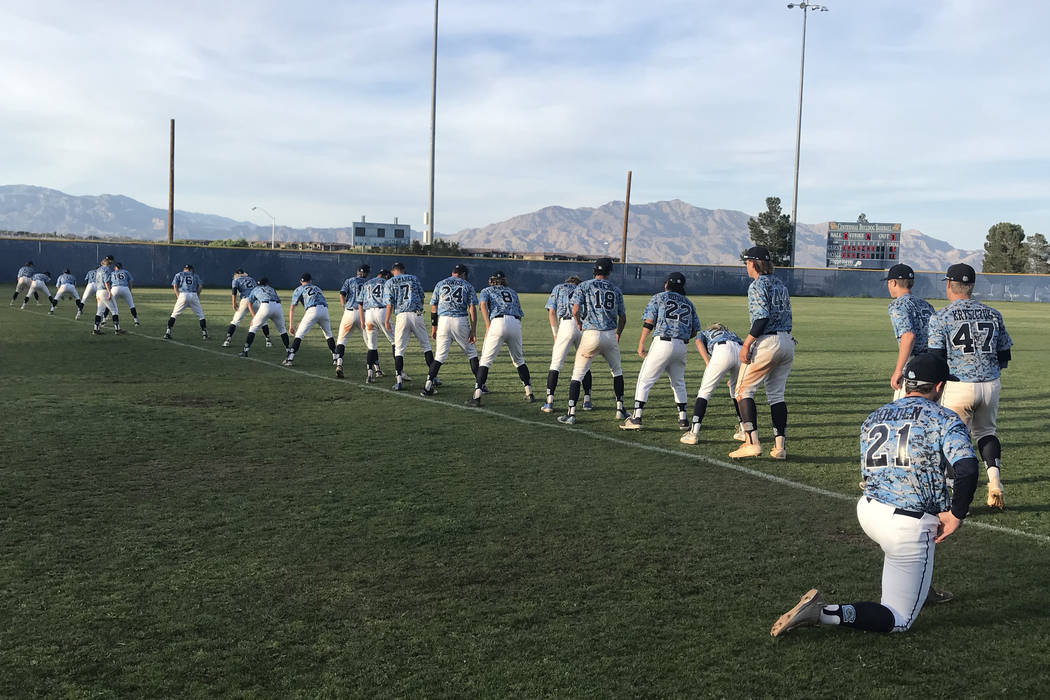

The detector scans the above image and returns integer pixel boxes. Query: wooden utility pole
[620,170,632,263]
[167,118,175,244]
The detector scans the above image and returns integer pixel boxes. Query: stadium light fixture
[786,1,828,268]
[251,205,277,250]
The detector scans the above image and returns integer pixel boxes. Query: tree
[747,196,793,266]
[982,222,1027,273]
[1025,232,1050,274]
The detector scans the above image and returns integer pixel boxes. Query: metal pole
[425,0,438,246]
[168,118,175,244]
[271,217,275,249]
[620,170,632,265]
[789,9,806,268]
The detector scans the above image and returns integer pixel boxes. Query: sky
[1,0,1047,250]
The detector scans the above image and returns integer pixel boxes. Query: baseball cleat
[615,408,629,421]
[400,373,412,382]
[927,588,954,605]
[282,358,294,367]
[238,351,249,357]
[729,442,763,459]
[114,328,126,335]
[163,332,172,339]
[557,414,576,425]
[769,446,787,460]
[677,418,690,429]
[986,485,1004,509]
[480,384,490,394]
[91,329,103,335]
[524,393,535,403]
[420,386,435,397]
[540,402,555,413]
[336,366,344,379]
[133,320,139,326]
[265,339,273,347]
[581,399,594,411]
[733,428,746,442]
[222,339,231,347]
[771,589,825,637]
[375,369,385,378]
[391,382,403,391]
[679,431,699,445]
[466,397,481,407]
[48,309,55,315]
[201,332,209,340]
[433,378,442,387]
[620,417,642,430]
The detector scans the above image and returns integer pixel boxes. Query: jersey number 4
[951,321,995,354]
[864,424,912,468]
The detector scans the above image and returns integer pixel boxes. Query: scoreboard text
[826,221,901,269]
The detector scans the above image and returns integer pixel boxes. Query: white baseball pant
[634,337,688,403]
[110,286,134,310]
[170,292,205,320]
[295,306,333,340]
[434,315,478,363]
[249,302,287,335]
[479,316,524,368]
[336,307,365,346]
[856,496,937,632]
[548,318,581,371]
[15,276,31,296]
[82,282,98,300]
[394,312,432,355]
[28,280,51,299]
[696,340,741,401]
[735,331,794,404]
[229,297,257,327]
[363,308,395,349]
[95,288,117,316]
[570,329,622,381]
[55,284,80,302]
[940,379,1001,441]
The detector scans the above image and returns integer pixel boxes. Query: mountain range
[0,185,983,271]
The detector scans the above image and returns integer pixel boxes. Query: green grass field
[2,289,1049,697]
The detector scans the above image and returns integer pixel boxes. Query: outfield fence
[3,237,1048,302]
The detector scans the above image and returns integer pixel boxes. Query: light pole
[425,0,438,246]
[786,1,828,268]
[251,205,276,249]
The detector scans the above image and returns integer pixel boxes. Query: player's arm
[572,303,582,331]
[383,303,393,331]
[891,331,916,389]
[616,313,627,341]
[548,308,558,337]
[468,303,478,343]
[696,338,711,366]
[288,300,296,332]
[479,299,490,331]
[741,317,769,364]
[637,317,654,358]
[936,456,979,543]
[232,289,239,311]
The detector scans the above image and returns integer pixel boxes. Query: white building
[353,216,411,248]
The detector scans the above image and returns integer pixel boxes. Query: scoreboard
[826,221,902,269]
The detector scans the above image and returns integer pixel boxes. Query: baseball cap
[183,263,194,270]
[452,263,469,276]
[944,263,976,283]
[903,352,957,384]
[881,263,914,281]
[391,262,405,272]
[666,271,686,286]
[357,264,371,275]
[378,269,391,278]
[742,246,771,262]
[594,257,614,275]
[300,273,312,282]
[258,276,270,286]
[234,268,246,275]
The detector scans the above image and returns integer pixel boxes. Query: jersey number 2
[864,424,912,468]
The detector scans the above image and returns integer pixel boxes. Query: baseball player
[238,278,290,357]
[49,269,85,317]
[360,269,393,382]
[771,352,978,636]
[81,265,111,325]
[420,264,478,397]
[383,262,434,390]
[21,271,57,311]
[164,264,208,340]
[541,275,593,413]
[334,264,371,376]
[108,262,139,326]
[620,272,699,430]
[466,270,535,406]
[884,263,935,399]
[927,263,1013,509]
[557,258,627,425]
[680,323,746,444]
[11,260,34,306]
[224,270,271,348]
[90,257,121,335]
[730,246,794,460]
[284,273,338,371]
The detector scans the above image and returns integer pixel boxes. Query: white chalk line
[30,308,1050,545]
